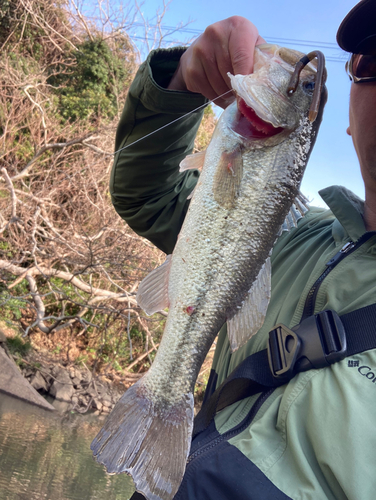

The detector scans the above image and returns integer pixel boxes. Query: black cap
[337,0,376,53]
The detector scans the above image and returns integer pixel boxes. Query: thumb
[229,25,266,76]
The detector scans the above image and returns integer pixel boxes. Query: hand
[168,16,266,108]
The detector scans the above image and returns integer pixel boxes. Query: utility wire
[83,16,347,63]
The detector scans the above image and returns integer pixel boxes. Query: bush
[50,37,135,122]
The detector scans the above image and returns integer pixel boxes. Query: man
[111,0,376,498]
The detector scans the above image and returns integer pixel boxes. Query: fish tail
[91,378,194,500]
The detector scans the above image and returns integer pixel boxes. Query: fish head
[227,44,327,143]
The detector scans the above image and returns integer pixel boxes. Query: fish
[91,44,327,500]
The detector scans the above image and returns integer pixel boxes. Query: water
[0,393,136,500]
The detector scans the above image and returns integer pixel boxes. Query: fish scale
[91,43,327,500]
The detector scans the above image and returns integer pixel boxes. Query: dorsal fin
[278,192,310,235]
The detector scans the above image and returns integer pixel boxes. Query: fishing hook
[287,50,327,122]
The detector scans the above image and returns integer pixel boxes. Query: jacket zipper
[301,232,376,321]
[187,389,274,465]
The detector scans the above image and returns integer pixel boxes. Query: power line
[83,16,347,63]
[130,22,340,48]
[86,17,340,48]
[130,36,346,63]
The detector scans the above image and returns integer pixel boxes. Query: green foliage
[6,335,32,357]
[0,240,13,259]
[0,1,56,57]
[194,103,217,152]
[52,344,62,355]
[0,290,26,320]
[0,0,16,41]
[203,103,214,117]
[50,39,132,122]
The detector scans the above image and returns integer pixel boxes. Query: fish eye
[303,80,315,93]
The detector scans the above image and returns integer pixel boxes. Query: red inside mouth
[233,97,283,139]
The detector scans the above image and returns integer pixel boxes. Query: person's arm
[110,17,265,255]
[110,47,206,255]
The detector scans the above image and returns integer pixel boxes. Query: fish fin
[213,145,243,209]
[278,192,310,235]
[187,186,196,200]
[179,151,206,172]
[91,378,194,500]
[227,257,271,352]
[136,255,171,315]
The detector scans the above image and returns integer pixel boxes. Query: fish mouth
[233,97,284,139]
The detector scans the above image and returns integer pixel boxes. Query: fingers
[228,18,267,76]
[167,16,265,108]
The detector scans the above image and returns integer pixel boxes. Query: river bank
[0,327,138,415]
[0,328,211,416]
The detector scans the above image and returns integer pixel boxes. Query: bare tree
[0,0,215,375]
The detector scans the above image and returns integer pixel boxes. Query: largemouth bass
[91,44,327,500]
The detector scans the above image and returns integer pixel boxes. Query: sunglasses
[346,53,376,83]
[345,34,376,84]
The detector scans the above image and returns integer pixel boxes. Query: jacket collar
[319,185,366,242]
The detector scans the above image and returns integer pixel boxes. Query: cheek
[348,85,369,145]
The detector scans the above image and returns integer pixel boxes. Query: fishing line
[113,89,233,155]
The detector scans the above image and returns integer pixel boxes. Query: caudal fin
[91,378,194,500]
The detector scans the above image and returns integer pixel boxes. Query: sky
[116,0,363,207]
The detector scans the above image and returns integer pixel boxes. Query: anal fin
[227,257,271,352]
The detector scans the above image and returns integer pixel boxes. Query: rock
[72,377,81,387]
[94,400,103,411]
[78,394,90,405]
[112,393,121,404]
[49,367,75,402]
[87,387,98,398]
[52,399,72,413]
[102,396,112,408]
[0,347,55,411]
[30,371,49,392]
[0,330,7,343]
[23,368,35,378]
[94,381,104,393]
[80,371,92,385]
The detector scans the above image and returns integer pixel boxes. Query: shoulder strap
[193,303,376,437]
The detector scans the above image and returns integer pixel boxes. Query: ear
[346,126,351,136]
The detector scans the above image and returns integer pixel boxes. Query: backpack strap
[193,303,376,437]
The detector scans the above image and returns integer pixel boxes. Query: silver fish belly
[91,44,327,500]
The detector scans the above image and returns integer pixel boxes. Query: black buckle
[267,310,347,381]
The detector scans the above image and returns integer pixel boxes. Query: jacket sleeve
[110,47,208,255]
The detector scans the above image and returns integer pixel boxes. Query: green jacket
[112,49,376,500]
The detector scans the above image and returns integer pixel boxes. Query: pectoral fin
[136,255,171,315]
[227,257,271,352]
[213,146,243,209]
[179,151,206,172]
